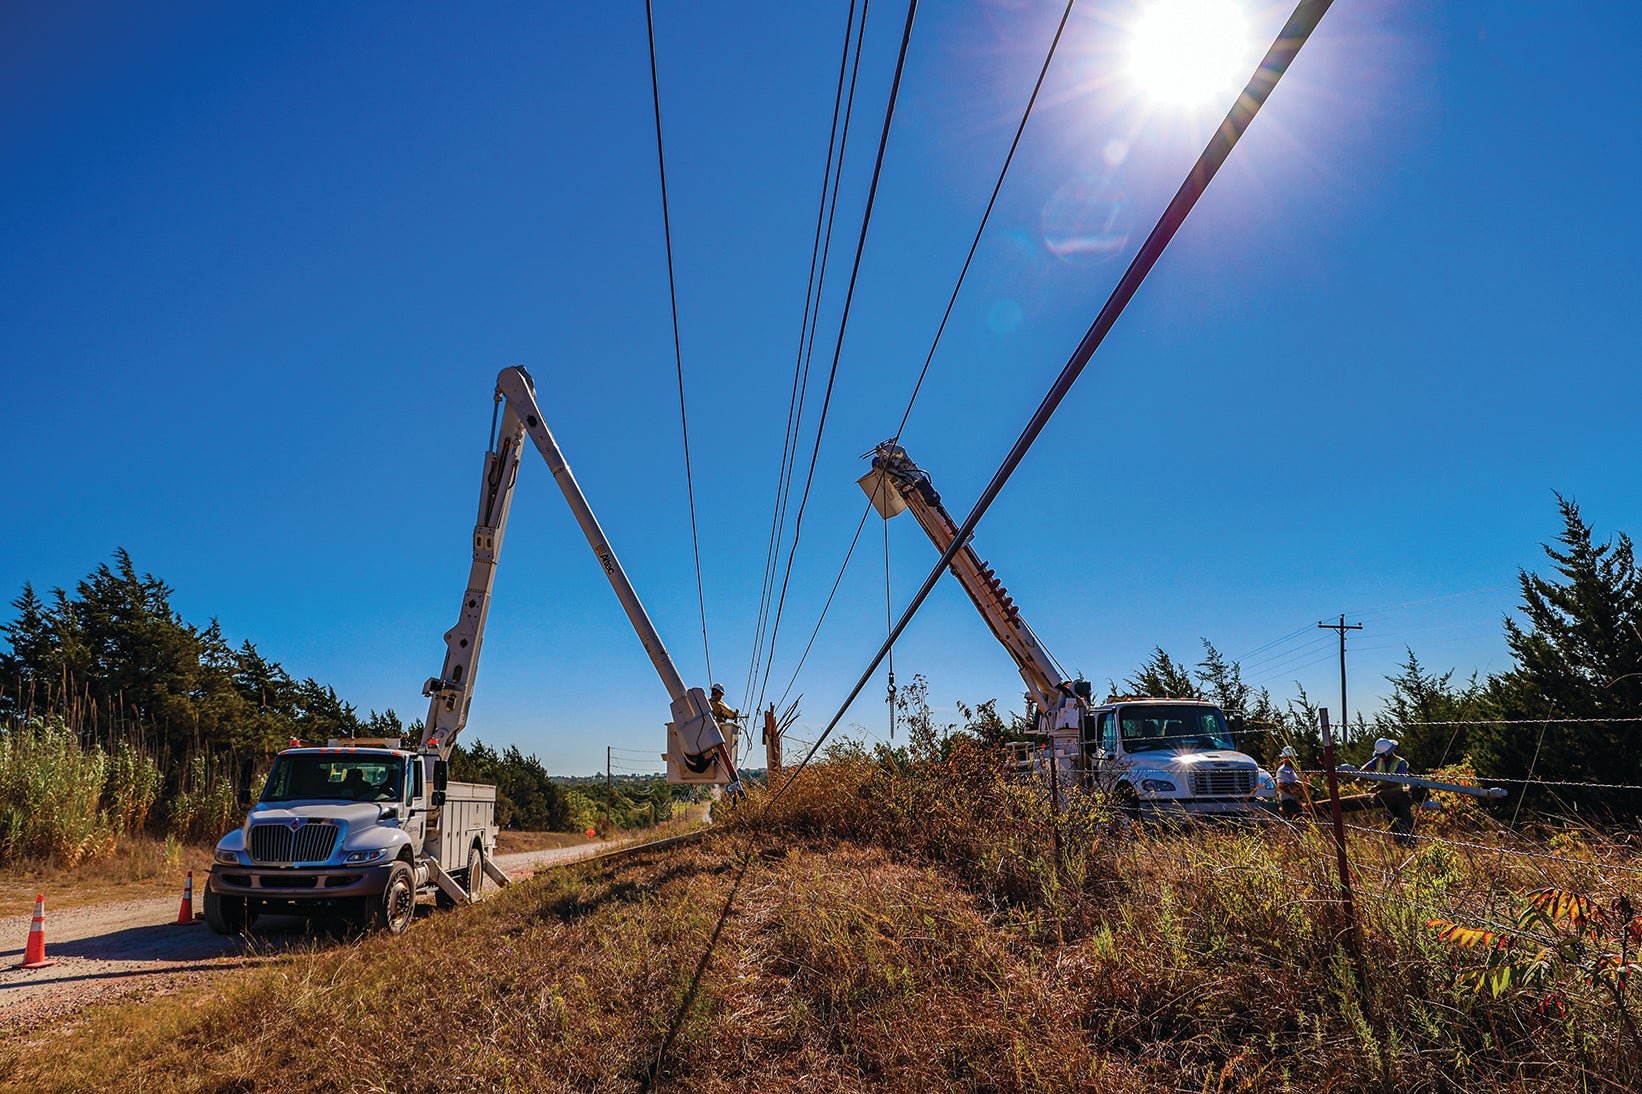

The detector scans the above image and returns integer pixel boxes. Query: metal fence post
[1320,708,1370,992]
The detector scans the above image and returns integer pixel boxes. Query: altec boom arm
[858,443,1085,734]
[420,367,736,784]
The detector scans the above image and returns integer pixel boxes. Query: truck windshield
[1118,706,1235,753]
[262,754,406,803]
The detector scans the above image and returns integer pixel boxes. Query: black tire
[466,844,487,901]
[204,887,251,935]
[365,861,417,934]
[1114,784,1142,822]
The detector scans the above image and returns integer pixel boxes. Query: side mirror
[379,804,400,821]
[431,790,447,808]
[433,760,449,792]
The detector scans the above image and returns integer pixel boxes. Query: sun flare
[1126,0,1255,109]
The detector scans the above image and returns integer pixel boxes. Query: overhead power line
[645,0,713,685]
[775,0,1339,800]
[741,0,866,719]
[754,0,923,713]
[770,0,1080,712]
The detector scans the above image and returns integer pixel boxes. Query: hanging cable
[883,502,896,739]
[754,0,922,713]
[773,503,874,712]
[765,0,1078,715]
[741,0,867,719]
[889,0,1077,446]
[772,0,1339,804]
[645,0,713,684]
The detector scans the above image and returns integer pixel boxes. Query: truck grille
[249,823,339,864]
[1191,767,1254,797]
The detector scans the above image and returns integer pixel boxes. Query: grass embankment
[5,746,1640,1092]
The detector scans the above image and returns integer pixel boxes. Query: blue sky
[3,1,1638,775]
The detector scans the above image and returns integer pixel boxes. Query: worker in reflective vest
[1361,737,1416,845]
[1275,745,1307,820]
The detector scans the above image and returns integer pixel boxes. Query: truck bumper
[1142,798,1266,818]
[208,862,396,905]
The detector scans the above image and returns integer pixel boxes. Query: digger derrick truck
[857,442,1271,818]
[206,366,738,935]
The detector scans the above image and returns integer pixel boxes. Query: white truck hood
[1131,749,1254,772]
[248,802,392,828]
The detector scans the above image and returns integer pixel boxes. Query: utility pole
[606,745,613,831]
[1318,614,1363,732]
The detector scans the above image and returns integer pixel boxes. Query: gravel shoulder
[0,841,631,1031]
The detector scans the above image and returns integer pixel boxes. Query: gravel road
[0,843,617,1030]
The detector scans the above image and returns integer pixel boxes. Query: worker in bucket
[709,684,741,731]
[1275,746,1307,820]
[1358,737,1417,845]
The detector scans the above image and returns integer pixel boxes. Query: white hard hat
[1279,746,1298,760]
[1372,737,1397,756]
[711,683,725,694]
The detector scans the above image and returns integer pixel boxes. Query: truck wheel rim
[388,876,414,930]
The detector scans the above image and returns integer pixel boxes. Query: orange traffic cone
[173,871,199,926]
[16,895,57,969]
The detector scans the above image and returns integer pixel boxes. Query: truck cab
[206,740,497,935]
[1082,698,1273,817]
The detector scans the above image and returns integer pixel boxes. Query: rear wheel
[364,862,417,934]
[466,845,487,901]
[204,887,254,935]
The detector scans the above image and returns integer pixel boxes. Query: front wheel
[364,861,417,934]
[204,887,255,935]
[466,845,487,901]
[1114,784,1142,822]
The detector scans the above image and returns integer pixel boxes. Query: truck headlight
[1140,779,1177,793]
[344,848,390,864]
[214,849,241,865]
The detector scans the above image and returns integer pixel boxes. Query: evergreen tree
[1482,496,1642,805]
[1380,649,1492,769]
[1122,648,1201,700]
[1194,639,1282,759]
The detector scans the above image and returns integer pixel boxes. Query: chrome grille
[249,822,339,864]
[1191,767,1254,797]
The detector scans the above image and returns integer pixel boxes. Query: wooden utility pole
[1318,615,1363,730]
[606,745,613,830]
[763,706,782,773]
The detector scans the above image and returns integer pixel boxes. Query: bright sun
[1126,0,1255,108]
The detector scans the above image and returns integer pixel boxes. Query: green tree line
[0,548,396,758]
[1111,497,1641,814]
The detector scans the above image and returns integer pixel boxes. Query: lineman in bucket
[709,683,740,731]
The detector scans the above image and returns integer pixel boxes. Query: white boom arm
[857,442,1086,735]
[420,367,737,786]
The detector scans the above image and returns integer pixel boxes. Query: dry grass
[0,836,213,917]
[4,751,1640,1093]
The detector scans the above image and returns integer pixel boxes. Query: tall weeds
[0,717,117,865]
[0,712,230,865]
[735,746,1642,1091]
[164,753,243,843]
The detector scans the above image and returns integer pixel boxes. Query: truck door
[1087,711,1117,790]
[402,759,427,847]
